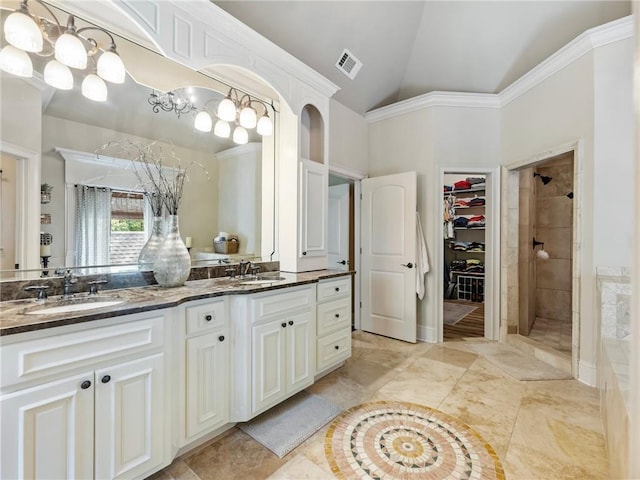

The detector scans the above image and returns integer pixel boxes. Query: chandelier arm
[31,0,63,35]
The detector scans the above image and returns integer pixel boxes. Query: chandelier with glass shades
[193,87,274,144]
[0,0,126,102]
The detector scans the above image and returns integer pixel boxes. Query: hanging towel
[416,212,430,300]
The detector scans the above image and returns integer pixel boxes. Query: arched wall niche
[301,104,325,164]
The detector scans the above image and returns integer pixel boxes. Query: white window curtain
[74,185,112,268]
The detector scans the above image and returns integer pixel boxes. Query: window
[109,191,147,264]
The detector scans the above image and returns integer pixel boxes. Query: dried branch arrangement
[97,139,209,215]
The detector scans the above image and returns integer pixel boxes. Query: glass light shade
[214,120,230,138]
[217,97,237,122]
[82,73,107,102]
[55,32,87,69]
[194,111,212,132]
[239,106,257,129]
[257,114,273,136]
[0,45,33,77]
[4,10,43,52]
[232,126,248,145]
[97,50,125,84]
[44,60,73,90]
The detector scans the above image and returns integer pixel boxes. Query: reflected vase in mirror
[152,215,191,287]
[138,217,165,272]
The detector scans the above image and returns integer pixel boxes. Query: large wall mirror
[0,2,278,281]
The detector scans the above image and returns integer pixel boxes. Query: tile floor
[149,331,609,480]
[528,316,572,354]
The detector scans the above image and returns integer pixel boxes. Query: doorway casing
[501,139,584,379]
[435,166,501,343]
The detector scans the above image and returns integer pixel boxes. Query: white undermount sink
[24,298,124,315]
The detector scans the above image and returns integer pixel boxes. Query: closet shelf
[451,271,485,277]
[454,227,485,230]
[443,186,486,195]
[454,205,485,209]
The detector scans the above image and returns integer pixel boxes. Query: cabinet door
[299,159,327,258]
[0,372,94,480]
[286,310,315,393]
[94,353,165,480]
[252,320,286,413]
[185,332,229,439]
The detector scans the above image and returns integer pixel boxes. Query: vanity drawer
[250,286,314,324]
[317,278,351,303]
[316,328,351,373]
[1,313,165,390]
[185,299,226,335]
[317,297,351,337]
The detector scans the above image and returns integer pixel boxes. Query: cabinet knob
[335,313,340,318]
[288,320,294,326]
[335,287,340,292]
[302,251,307,256]
[281,322,287,328]
[205,314,213,321]
[334,345,340,350]
[81,380,92,390]
[218,335,225,342]
[101,375,111,384]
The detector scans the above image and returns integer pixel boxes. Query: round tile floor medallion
[325,401,505,480]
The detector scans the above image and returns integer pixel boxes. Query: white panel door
[328,183,350,271]
[94,353,165,480]
[300,159,327,258]
[361,172,417,343]
[252,320,286,413]
[286,310,315,393]
[0,372,94,480]
[185,332,229,439]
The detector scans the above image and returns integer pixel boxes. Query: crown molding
[365,92,500,123]
[366,15,632,123]
[500,15,632,107]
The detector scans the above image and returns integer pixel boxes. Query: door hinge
[360,247,362,254]
[360,301,362,309]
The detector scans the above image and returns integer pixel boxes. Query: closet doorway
[443,173,487,339]
[437,167,500,342]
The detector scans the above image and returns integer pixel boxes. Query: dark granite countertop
[0,270,352,337]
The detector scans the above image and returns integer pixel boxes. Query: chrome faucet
[62,269,77,297]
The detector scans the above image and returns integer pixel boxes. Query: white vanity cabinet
[0,311,168,480]
[316,277,352,374]
[231,285,316,421]
[178,298,229,446]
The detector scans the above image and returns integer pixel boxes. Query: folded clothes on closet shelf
[449,241,485,252]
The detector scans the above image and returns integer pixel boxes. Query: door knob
[401,262,414,269]
[337,260,347,265]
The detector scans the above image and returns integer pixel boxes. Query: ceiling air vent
[335,48,362,80]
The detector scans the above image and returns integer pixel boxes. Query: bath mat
[443,302,478,325]
[238,390,342,458]
[466,342,572,380]
[325,400,505,479]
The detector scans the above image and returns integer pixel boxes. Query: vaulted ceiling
[213,1,631,114]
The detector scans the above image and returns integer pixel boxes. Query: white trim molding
[366,92,500,124]
[366,15,633,123]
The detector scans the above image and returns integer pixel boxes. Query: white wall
[593,39,634,267]
[368,105,501,340]
[328,99,368,174]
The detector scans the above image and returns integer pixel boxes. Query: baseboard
[578,360,597,387]
[418,324,437,343]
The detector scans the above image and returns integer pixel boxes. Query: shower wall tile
[535,197,573,228]
[536,259,572,291]
[536,227,572,260]
[536,288,572,322]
